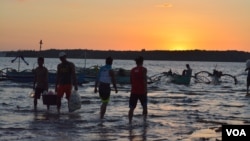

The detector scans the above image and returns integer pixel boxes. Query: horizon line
[0,49,249,53]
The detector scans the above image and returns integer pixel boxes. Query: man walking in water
[128,56,148,124]
[94,56,118,119]
[55,52,78,113]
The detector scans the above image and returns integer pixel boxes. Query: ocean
[0,57,249,141]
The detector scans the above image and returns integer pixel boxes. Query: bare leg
[34,98,37,111]
[128,108,135,124]
[246,82,249,96]
[247,85,249,95]
[57,97,61,113]
[142,106,148,117]
[100,103,107,119]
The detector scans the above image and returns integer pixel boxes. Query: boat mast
[39,40,43,52]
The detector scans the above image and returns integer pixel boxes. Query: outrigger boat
[0,55,35,82]
[148,68,237,85]
[1,56,131,84]
[148,70,192,85]
[3,67,131,84]
[2,67,86,84]
[194,69,237,85]
[78,67,131,84]
[114,68,130,84]
[0,55,93,84]
[169,74,192,85]
[0,69,9,81]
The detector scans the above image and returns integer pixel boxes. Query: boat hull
[4,67,131,84]
[6,70,86,84]
[170,75,191,85]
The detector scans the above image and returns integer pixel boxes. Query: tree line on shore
[1,49,250,62]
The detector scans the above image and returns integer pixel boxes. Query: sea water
[0,57,250,141]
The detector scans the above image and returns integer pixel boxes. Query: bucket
[42,94,57,105]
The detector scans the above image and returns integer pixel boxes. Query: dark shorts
[99,82,111,103]
[129,93,147,109]
[35,87,46,99]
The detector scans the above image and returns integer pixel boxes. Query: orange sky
[0,0,250,51]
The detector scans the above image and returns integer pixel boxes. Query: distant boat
[5,68,34,83]
[0,68,9,81]
[194,70,237,85]
[2,66,132,85]
[169,74,192,85]
[1,54,94,84]
[78,67,131,84]
[148,71,192,85]
[4,68,86,84]
[2,54,132,84]
[114,68,130,84]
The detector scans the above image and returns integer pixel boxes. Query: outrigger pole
[11,55,29,72]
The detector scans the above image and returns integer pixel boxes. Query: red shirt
[130,66,147,94]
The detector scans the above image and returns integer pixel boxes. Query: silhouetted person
[55,52,78,113]
[128,56,148,124]
[33,57,48,111]
[94,56,118,119]
[182,64,192,77]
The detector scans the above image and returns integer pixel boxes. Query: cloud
[155,3,173,8]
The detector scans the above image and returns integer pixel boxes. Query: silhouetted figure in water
[182,64,192,77]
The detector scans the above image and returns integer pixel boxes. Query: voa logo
[226,129,246,136]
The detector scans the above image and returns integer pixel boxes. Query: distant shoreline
[0,49,250,62]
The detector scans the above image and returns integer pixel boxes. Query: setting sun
[165,31,194,51]
[169,44,188,51]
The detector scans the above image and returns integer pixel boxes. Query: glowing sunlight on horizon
[0,0,249,52]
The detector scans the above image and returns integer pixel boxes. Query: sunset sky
[0,0,249,51]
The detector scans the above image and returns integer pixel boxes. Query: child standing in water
[33,57,49,111]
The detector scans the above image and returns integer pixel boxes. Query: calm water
[0,57,250,141]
